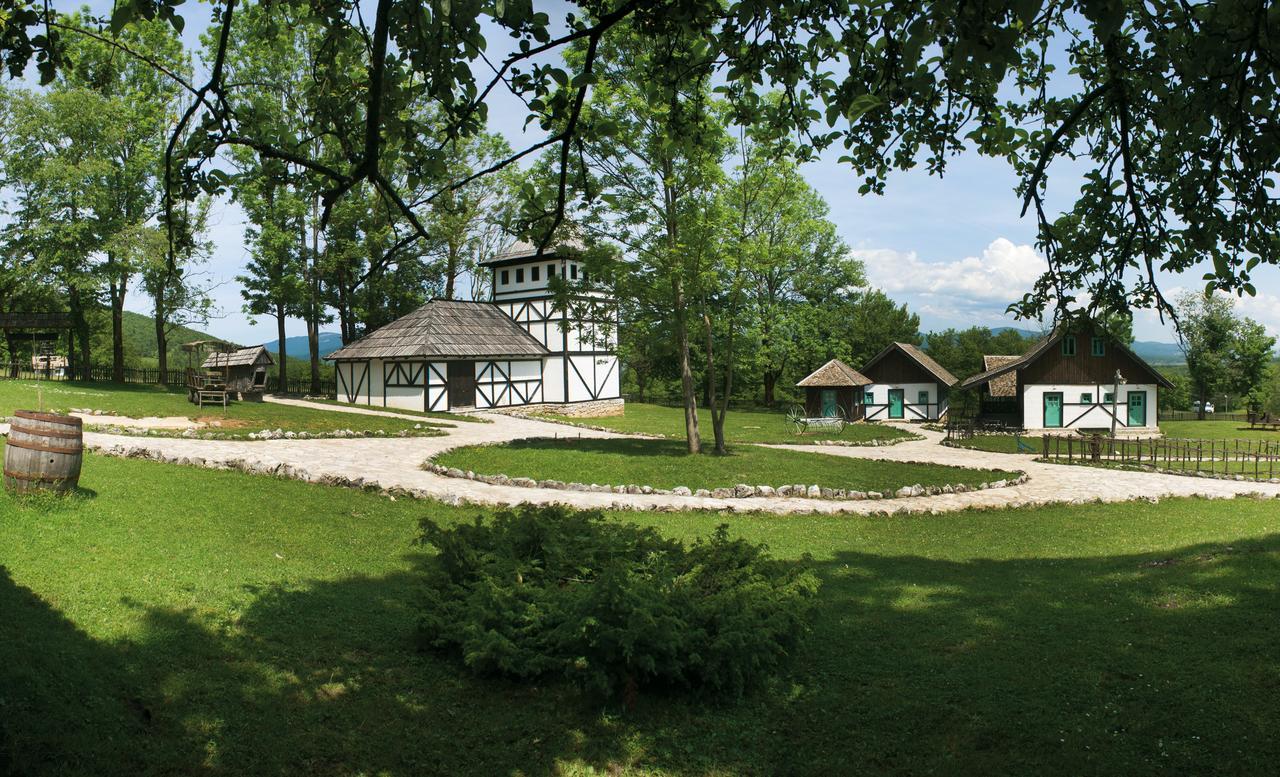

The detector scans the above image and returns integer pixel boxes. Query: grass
[434,437,1020,493]
[3,447,1280,775]
[948,434,1039,454]
[540,402,917,444]
[1161,419,1280,442]
[305,396,486,422]
[0,380,446,437]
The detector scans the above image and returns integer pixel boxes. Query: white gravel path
[262,395,467,425]
[22,412,1277,515]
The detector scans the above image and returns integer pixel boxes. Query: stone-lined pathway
[24,412,1278,515]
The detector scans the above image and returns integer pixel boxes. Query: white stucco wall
[1022,383,1158,429]
[863,382,945,421]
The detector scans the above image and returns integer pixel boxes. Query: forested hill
[113,312,327,381]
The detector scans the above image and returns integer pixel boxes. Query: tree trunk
[308,196,322,395]
[763,371,777,406]
[110,278,126,383]
[673,277,701,454]
[154,286,168,385]
[276,304,288,395]
[68,286,90,377]
[703,314,727,455]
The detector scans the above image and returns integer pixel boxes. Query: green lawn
[541,402,917,444]
[1160,419,1280,442]
[3,447,1280,775]
[434,438,1018,493]
[948,434,1039,454]
[305,396,486,422]
[0,380,446,437]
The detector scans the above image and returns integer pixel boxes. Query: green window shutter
[863,390,874,404]
[1080,393,1092,403]
[1091,337,1105,356]
[1062,336,1077,356]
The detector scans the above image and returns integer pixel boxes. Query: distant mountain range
[261,331,345,360]
[988,326,1184,364]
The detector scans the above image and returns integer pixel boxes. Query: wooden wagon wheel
[786,405,806,435]
[835,405,848,433]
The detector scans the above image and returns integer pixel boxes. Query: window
[532,266,540,282]
[917,391,929,405]
[1103,392,1115,403]
[570,263,578,280]
[515,268,524,283]
[1091,337,1105,356]
[500,270,509,285]
[547,264,555,277]
[582,269,589,283]
[1061,335,1077,356]
[1080,392,1093,404]
[863,390,875,405]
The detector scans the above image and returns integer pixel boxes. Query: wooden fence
[1158,410,1251,422]
[0,362,327,396]
[1040,434,1280,481]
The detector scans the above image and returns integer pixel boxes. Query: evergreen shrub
[415,504,819,698]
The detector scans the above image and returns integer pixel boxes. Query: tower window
[500,270,509,285]
[515,268,524,283]
[532,266,540,282]
[570,264,578,280]
[547,264,555,278]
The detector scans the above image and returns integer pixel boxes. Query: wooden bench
[196,389,228,409]
[1248,413,1280,432]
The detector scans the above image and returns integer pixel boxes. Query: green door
[1127,391,1146,426]
[1043,392,1063,428]
[821,389,838,417]
[888,389,905,419]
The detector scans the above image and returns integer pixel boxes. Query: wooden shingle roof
[981,355,1020,397]
[479,237,586,266]
[959,330,1174,390]
[326,300,550,361]
[862,342,959,387]
[796,359,872,387]
[203,345,273,368]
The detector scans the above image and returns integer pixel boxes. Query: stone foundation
[491,398,625,418]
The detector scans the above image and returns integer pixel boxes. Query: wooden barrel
[3,410,83,495]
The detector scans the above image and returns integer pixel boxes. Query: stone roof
[326,300,549,361]
[203,345,273,368]
[982,355,1020,397]
[796,359,872,388]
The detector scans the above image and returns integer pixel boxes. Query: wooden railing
[1040,434,1280,481]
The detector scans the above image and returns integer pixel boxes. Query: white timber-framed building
[326,241,622,415]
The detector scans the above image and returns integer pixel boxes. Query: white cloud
[854,238,1048,327]
[857,238,1047,303]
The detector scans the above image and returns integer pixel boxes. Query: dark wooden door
[447,361,476,408]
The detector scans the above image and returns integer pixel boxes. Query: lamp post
[1110,369,1127,440]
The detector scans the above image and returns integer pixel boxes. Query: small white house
[326,241,621,415]
[960,327,1172,434]
[859,342,958,421]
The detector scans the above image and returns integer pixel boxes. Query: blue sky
[88,1,1277,346]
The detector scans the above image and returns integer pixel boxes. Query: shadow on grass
[5,533,1280,775]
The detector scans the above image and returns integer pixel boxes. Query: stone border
[422,458,1029,502]
[83,424,445,442]
[505,411,923,447]
[1037,457,1280,485]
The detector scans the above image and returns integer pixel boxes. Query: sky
[71,0,1278,347]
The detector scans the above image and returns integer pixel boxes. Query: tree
[569,23,729,454]
[828,291,922,371]
[1175,291,1275,419]
[924,327,1037,381]
[235,159,305,391]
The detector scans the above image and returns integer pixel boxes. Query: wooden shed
[202,346,273,398]
[796,359,871,420]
